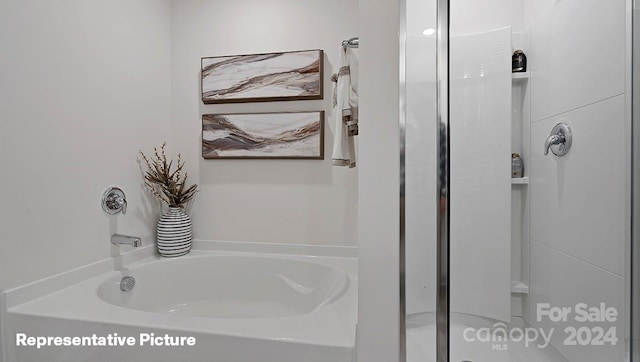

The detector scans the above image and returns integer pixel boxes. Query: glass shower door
[404,0,631,361]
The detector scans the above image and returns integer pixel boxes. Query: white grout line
[530,238,624,279]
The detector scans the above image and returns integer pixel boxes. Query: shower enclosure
[401,0,634,361]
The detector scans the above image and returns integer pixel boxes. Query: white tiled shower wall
[526,0,629,360]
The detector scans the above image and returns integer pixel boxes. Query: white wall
[0,0,172,292]
[170,0,359,246]
[357,0,401,361]
[526,0,628,360]
[0,0,360,296]
[406,0,524,37]
[451,0,524,35]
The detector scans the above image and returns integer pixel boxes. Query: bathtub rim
[3,240,358,349]
[2,239,357,310]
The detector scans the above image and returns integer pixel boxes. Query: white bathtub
[97,255,349,319]
[2,242,357,362]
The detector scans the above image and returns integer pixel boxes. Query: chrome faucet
[111,234,141,247]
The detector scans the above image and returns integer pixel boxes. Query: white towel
[331,48,358,168]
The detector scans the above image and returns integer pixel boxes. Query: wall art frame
[202,111,325,159]
[201,49,324,104]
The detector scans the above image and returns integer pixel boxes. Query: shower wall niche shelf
[510,31,531,322]
[511,177,529,185]
[512,72,530,80]
[511,280,529,294]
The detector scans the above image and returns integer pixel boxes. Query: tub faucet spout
[111,234,141,247]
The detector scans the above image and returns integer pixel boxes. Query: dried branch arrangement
[140,142,198,208]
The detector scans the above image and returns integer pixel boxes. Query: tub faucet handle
[101,187,127,215]
[119,196,127,214]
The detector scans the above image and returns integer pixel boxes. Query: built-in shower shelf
[512,72,530,80]
[511,281,529,294]
[511,177,529,185]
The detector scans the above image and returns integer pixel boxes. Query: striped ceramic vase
[156,207,193,257]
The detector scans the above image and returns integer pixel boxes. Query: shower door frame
[632,0,639,360]
[433,1,450,362]
[398,0,450,361]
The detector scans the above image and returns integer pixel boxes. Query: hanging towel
[331,47,359,168]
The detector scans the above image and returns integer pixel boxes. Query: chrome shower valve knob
[544,122,572,156]
[101,186,127,215]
